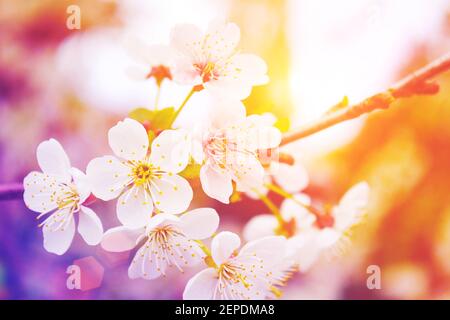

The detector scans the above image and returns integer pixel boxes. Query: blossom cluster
[23,21,370,300]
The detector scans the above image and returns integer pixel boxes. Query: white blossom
[101,208,219,280]
[86,118,193,228]
[23,139,103,255]
[183,231,288,300]
[170,21,268,99]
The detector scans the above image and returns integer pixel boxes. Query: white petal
[232,154,265,193]
[86,156,131,201]
[42,209,75,255]
[333,182,370,231]
[243,214,278,241]
[271,162,309,193]
[151,173,193,214]
[179,208,219,240]
[204,21,240,61]
[226,53,268,85]
[101,226,144,252]
[70,168,91,203]
[211,231,241,266]
[36,139,71,181]
[149,130,190,174]
[208,99,246,130]
[287,233,322,273]
[77,206,103,246]
[23,171,61,214]
[200,164,233,204]
[128,243,163,280]
[146,213,180,231]
[170,23,204,60]
[183,268,217,300]
[239,236,287,266]
[108,118,149,161]
[280,194,315,229]
[242,115,281,150]
[117,187,153,228]
[317,228,341,248]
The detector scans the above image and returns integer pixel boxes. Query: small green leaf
[151,107,176,131]
[179,162,201,179]
[129,107,155,123]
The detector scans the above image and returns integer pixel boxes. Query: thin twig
[281,52,450,146]
[0,183,24,201]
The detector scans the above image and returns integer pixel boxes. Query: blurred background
[0,0,450,299]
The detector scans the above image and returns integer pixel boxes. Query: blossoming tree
[5,21,449,300]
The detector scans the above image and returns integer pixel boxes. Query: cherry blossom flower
[86,118,193,228]
[170,21,268,99]
[23,139,103,255]
[243,182,370,272]
[244,113,310,199]
[183,231,288,300]
[101,208,219,280]
[184,100,281,204]
[126,40,175,85]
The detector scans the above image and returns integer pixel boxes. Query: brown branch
[281,52,450,146]
[0,183,24,201]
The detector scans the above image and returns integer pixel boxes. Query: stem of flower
[194,239,212,257]
[154,84,161,111]
[265,183,323,220]
[0,183,24,201]
[281,52,450,146]
[253,188,286,227]
[169,87,196,127]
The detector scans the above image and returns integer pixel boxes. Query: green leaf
[128,106,176,133]
[129,107,155,123]
[151,107,176,131]
[179,162,201,179]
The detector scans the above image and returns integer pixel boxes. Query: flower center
[132,163,156,187]
[218,262,250,288]
[55,185,80,211]
[195,61,217,83]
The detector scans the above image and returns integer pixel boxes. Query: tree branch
[0,183,24,201]
[281,52,450,146]
[1,53,450,201]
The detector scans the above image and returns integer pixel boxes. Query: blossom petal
[23,171,61,214]
[232,154,265,193]
[271,162,309,193]
[70,168,91,203]
[170,23,204,60]
[183,268,217,300]
[78,206,103,246]
[108,118,149,161]
[239,236,287,266]
[211,231,241,266]
[287,233,322,272]
[243,214,278,241]
[200,164,233,204]
[279,193,315,229]
[42,209,75,255]
[204,21,240,61]
[179,208,219,240]
[150,173,192,214]
[36,139,71,181]
[333,182,370,231]
[117,187,153,228]
[149,130,190,174]
[101,226,144,252]
[128,243,163,280]
[209,99,246,130]
[86,156,131,201]
[227,53,268,85]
